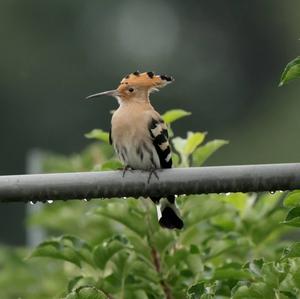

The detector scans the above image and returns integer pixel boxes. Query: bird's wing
[148,118,172,168]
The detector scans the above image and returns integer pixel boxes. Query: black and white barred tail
[151,196,184,229]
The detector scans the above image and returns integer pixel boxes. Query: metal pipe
[0,163,300,203]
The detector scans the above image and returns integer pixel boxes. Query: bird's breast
[111,109,149,144]
[111,107,160,169]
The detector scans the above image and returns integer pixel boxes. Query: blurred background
[0,0,299,245]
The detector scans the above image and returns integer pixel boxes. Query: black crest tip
[147,71,154,78]
[160,75,173,82]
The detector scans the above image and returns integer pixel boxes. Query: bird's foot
[118,165,132,178]
[147,168,160,183]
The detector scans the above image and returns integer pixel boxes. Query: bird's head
[86,71,174,103]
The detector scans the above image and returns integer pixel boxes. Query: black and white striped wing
[149,118,172,169]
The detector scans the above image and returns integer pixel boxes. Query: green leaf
[162,109,191,124]
[282,242,300,259]
[187,282,205,299]
[232,283,274,299]
[30,235,93,268]
[64,286,108,299]
[101,159,123,171]
[283,191,300,208]
[212,265,251,280]
[151,229,174,252]
[172,132,206,167]
[94,201,147,237]
[192,139,228,166]
[68,276,97,292]
[184,132,206,155]
[110,250,132,291]
[172,136,186,156]
[85,129,110,143]
[101,272,122,294]
[93,239,127,269]
[68,276,84,292]
[287,258,300,291]
[279,56,300,87]
[262,262,288,289]
[30,240,81,267]
[279,291,298,299]
[282,207,300,227]
[172,152,180,166]
[223,193,249,214]
[205,240,238,261]
[128,259,159,284]
[243,258,264,277]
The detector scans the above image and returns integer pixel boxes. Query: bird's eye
[128,87,134,92]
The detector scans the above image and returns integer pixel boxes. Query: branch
[1,163,300,203]
[151,247,174,299]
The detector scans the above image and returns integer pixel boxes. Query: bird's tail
[151,196,184,229]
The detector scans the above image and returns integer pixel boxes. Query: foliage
[0,246,67,299]
[279,56,300,86]
[85,129,110,144]
[0,109,300,298]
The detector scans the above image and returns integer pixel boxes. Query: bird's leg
[122,165,132,178]
[147,168,160,183]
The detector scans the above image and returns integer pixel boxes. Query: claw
[147,168,159,183]
[118,165,131,178]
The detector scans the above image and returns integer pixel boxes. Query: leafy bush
[1,109,300,298]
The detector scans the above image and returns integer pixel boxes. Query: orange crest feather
[118,71,174,90]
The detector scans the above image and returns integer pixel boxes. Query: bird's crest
[118,71,174,91]
[86,71,174,101]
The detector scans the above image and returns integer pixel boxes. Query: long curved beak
[85,89,118,100]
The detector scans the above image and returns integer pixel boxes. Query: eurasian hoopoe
[86,71,184,229]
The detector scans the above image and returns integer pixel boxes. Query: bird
[86,71,183,229]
